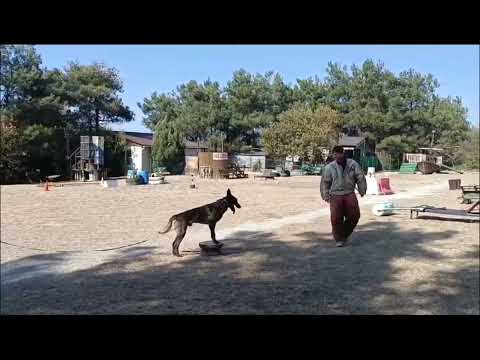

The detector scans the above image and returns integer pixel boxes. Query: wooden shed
[198,152,229,178]
[183,139,209,175]
[338,135,367,162]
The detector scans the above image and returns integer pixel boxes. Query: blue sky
[36,45,479,133]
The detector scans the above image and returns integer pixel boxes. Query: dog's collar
[220,197,229,206]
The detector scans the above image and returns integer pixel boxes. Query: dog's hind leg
[172,221,188,257]
[209,223,219,244]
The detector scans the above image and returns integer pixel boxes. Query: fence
[360,155,381,172]
[403,153,443,166]
[375,151,402,171]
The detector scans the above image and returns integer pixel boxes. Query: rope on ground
[0,238,158,253]
[0,240,55,252]
[93,239,153,251]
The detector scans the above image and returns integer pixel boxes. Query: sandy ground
[1,171,479,314]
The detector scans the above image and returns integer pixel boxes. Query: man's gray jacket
[320,158,367,201]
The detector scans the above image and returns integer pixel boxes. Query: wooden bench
[217,169,230,179]
[460,185,480,204]
[254,170,276,181]
[227,164,248,179]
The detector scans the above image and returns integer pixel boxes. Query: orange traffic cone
[44,179,50,191]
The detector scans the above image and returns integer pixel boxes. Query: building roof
[338,135,365,147]
[233,151,266,156]
[418,147,444,152]
[184,139,209,149]
[115,131,154,147]
[114,132,213,149]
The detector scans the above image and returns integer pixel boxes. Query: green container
[399,163,417,174]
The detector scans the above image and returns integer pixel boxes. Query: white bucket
[366,176,379,195]
[101,179,118,188]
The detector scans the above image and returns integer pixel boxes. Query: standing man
[320,146,367,247]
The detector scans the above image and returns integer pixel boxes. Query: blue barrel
[137,171,149,184]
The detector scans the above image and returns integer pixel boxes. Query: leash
[0,238,157,253]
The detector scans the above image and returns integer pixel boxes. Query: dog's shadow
[181,248,244,256]
[181,238,249,257]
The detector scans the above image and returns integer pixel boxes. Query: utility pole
[221,132,225,153]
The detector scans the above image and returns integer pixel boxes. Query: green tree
[429,97,470,160]
[323,62,352,115]
[0,47,140,183]
[292,76,327,107]
[456,127,480,170]
[139,80,230,151]
[263,104,343,162]
[323,59,470,167]
[138,61,473,171]
[376,135,412,170]
[138,91,179,131]
[225,69,290,147]
[345,60,396,140]
[1,45,66,128]
[103,131,128,177]
[1,45,67,183]
[0,120,25,184]
[1,45,43,113]
[60,62,134,134]
[151,119,185,174]
[21,124,60,178]
[385,69,439,143]
[175,80,229,144]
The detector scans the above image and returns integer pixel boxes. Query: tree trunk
[65,129,70,178]
[95,109,100,134]
[87,114,92,136]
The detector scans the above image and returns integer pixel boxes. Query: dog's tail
[158,216,176,234]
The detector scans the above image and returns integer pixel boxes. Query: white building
[116,131,154,173]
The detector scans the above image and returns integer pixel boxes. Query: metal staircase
[68,147,82,179]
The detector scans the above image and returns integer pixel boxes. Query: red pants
[329,193,360,242]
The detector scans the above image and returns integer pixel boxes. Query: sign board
[185,156,198,167]
[213,152,228,161]
[343,147,355,150]
[184,156,199,173]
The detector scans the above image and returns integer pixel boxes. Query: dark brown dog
[159,189,241,257]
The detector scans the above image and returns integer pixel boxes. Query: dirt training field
[1,172,479,314]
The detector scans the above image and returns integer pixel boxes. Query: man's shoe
[335,241,344,247]
[343,234,355,246]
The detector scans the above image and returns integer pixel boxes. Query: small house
[115,131,154,173]
[338,135,367,162]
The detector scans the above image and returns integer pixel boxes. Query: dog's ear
[227,188,231,196]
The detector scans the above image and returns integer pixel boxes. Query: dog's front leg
[209,223,219,244]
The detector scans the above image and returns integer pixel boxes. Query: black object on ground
[199,241,223,256]
[411,206,480,222]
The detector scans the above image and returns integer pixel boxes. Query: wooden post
[65,128,70,179]
[124,148,127,176]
